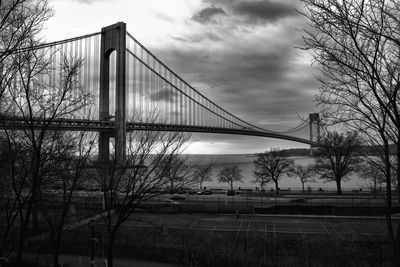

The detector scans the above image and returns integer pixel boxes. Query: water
[186,154,367,190]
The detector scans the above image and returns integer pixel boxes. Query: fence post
[369,198,371,216]
[352,197,354,215]
[218,196,220,213]
[290,196,293,215]
[203,195,205,213]
[306,196,308,215]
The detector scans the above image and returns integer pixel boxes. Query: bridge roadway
[0,116,316,145]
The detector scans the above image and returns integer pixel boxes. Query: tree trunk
[381,138,396,265]
[301,181,305,192]
[53,241,61,267]
[230,182,233,192]
[52,210,67,267]
[336,179,342,195]
[275,181,279,194]
[107,233,116,267]
[397,141,400,207]
[16,199,34,266]
[32,201,39,230]
[394,225,400,267]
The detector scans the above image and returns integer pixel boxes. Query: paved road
[57,254,182,267]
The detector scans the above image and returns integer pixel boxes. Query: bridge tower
[309,113,320,155]
[99,22,126,163]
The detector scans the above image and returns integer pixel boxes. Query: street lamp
[89,220,99,267]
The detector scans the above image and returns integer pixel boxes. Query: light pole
[89,220,99,267]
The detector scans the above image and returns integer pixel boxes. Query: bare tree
[165,156,196,192]
[0,0,52,106]
[0,131,30,259]
[218,165,243,192]
[95,122,189,267]
[358,159,388,194]
[300,0,400,256]
[0,3,54,260]
[253,151,294,193]
[289,165,315,192]
[0,0,52,61]
[0,45,92,265]
[313,131,361,195]
[192,162,213,190]
[300,0,400,236]
[39,131,96,267]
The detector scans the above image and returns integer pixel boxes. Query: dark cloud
[192,6,227,24]
[149,0,318,151]
[68,0,111,4]
[154,42,318,132]
[149,88,178,103]
[232,0,296,23]
[170,32,222,43]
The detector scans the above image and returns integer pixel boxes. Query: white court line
[346,222,361,234]
[258,229,326,235]
[229,220,244,258]
[320,222,331,235]
[187,217,198,229]
[327,222,344,240]
[345,223,357,235]
[168,217,200,247]
[264,221,267,239]
[235,221,244,240]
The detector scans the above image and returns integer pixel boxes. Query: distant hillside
[182,144,396,159]
[279,144,397,157]
[184,149,311,158]
[279,148,311,157]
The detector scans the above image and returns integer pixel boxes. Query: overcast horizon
[44,0,319,154]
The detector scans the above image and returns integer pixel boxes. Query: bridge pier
[309,113,320,156]
[99,22,127,163]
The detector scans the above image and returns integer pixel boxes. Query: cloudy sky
[44,0,320,154]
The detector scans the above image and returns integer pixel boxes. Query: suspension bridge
[0,22,320,160]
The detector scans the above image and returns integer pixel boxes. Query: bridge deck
[0,116,316,145]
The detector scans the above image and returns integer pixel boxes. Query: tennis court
[109,213,393,243]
